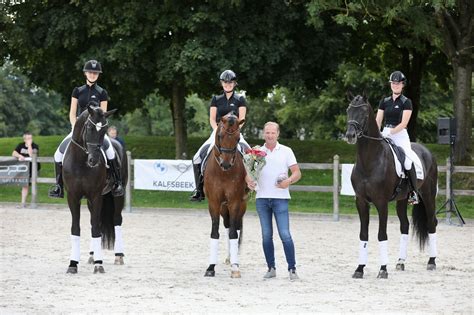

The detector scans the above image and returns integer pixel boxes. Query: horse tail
[412,196,429,250]
[100,192,116,249]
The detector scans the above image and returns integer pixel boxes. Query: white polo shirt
[256,142,298,199]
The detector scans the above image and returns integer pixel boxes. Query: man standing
[12,131,39,208]
[247,122,302,280]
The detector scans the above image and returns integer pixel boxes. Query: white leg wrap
[114,225,124,254]
[209,238,219,265]
[229,239,239,265]
[379,240,389,266]
[399,234,409,260]
[89,238,94,253]
[358,241,368,265]
[225,228,230,257]
[92,237,103,262]
[428,233,437,257]
[70,235,80,262]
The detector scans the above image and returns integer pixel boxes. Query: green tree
[0,63,68,137]
[306,0,473,162]
[1,0,348,158]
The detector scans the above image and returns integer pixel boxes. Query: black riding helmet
[220,70,237,82]
[389,71,406,83]
[83,60,103,73]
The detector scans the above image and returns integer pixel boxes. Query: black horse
[64,106,128,274]
[345,94,438,279]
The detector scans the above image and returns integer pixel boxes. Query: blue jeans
[256,198,296,271]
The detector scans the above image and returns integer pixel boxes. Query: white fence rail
[1,153,473,222]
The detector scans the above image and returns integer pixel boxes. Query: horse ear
[346,90,354,101]
[239,119,245,127]
[362,90,368,100]
[104,109,117,118]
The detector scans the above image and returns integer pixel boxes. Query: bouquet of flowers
[243,145,267,191]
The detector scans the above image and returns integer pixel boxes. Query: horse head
[72,102,116,167]
[345,94,372,144]
[213,112,243,171]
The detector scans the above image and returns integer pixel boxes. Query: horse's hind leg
[396,199,409,271]
[67,197,81,274]
[204,209,220,277]
[114,198,125,265]
[228,210,242,278]
[423,180,438,271]
[353,197,369,279]
[375,202,389,279]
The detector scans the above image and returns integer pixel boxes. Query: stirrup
[408,192,419,205]
[48,185,64,198]
[112,184,124,197]
[189,190,204,202]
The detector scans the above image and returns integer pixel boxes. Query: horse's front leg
[396,199,409,271]
[204,204,220,277]
[67,195,81,274]
[375,202,389,279]
[353,196,371,279]
[228,207,242,278]
[89,197,105,274]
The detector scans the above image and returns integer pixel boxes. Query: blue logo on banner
[154,162,168,174]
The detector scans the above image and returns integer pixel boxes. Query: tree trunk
[171,81,187,159]
[452,57,472,163]
[403,49,428,142]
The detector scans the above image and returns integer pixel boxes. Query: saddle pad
[387,145,424,180]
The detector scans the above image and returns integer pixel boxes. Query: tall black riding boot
[48,162,64,198]
[109,158,124,197]
[407,165,419,205]
[189,163,205,202]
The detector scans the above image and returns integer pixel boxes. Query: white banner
[134,159,195,191]
[341,163,356,196]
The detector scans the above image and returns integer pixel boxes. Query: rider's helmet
[83,60,102,73]
[219,70,237,82]
[389,71,406,83]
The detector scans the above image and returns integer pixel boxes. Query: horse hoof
[352,271,363,279]
[225,257,230,265]
[114,256,124,265]
[204,270,215,277]
[231,270,241,278]
[67,267,78,274]
[93,265,105,274]
[87,256,94,264]
[377,270,388,279]
[427,264,436,271]
[396,263,405,271]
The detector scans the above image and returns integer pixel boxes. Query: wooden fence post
[333,155,340,221]
[31,152,38,209]
[125,151,132,213]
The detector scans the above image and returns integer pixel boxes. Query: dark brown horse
[203,112,247,278]
[345,94,438,279]
[64,105,128,274]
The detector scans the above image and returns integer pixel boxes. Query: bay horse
[204,112,247,278]
[345,94,438,279]
[64,105,128,274]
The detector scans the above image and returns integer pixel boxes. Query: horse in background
[204,112,248,278]
[63,105,128,274]
[345,94,438,279]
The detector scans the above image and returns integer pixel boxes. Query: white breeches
[383,128,417,170]
[192,129,249,164]
[54,132,115,162]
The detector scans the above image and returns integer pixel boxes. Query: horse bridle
[347,102,383,141]
[213,122,240,168]
[72,116,109,154]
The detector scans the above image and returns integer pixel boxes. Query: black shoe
[48,162,64,198]
[407,165,419,205]
[189,163,204,202]
[109,158,124,197]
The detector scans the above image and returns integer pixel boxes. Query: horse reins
[347,102,383,141]
[213,123,240,168]
[71,116,109,154]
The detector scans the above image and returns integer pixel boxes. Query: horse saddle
[200,142,250,175]
[384,138,424,180]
